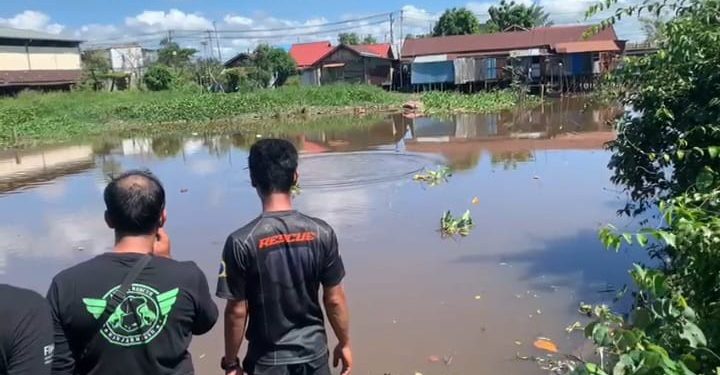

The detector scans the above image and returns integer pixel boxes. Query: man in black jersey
[217,139,352,375]
[0,284,54,375]
[47,170,218,375]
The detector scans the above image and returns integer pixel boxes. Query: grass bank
[0,85,535,148]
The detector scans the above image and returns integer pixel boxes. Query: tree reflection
[491,151,535,170]
[151,135,183,158]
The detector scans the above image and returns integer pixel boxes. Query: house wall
[0,45,80,71]
[110,47,145,72]
[301,68,320,86]
[317,48,393,86]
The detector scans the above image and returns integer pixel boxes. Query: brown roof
[402,25,619,58]
[0,70,82,87]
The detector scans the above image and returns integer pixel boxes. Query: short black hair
[103,170,165,235]
[248,139,298,195]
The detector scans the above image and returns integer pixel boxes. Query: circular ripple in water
[298,151,441,189]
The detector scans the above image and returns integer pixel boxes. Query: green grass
[0,85,536,148]
[422,90,538,114]
[0,85,404,147]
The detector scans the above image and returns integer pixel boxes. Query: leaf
[677,150,686,160]
[709,146,720,158]
[533,338,558,353]
[592,324,612,346]
[636,233,649,247]
[622,233,633,244]
[679,322,707,348]
[657,231,676,247]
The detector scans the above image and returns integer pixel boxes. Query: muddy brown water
[0,98,645,374]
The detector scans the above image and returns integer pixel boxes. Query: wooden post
[541,84,544,102]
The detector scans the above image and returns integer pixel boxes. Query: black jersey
[47,253,218,375]
[216,210,345,366]
[0,284,54,375]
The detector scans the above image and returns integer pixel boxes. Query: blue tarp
[411,61,455,85]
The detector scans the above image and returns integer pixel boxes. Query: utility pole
[206,30,213,59]
[389,13,395,47]
[213,21,223,62]
[399,10,404,45]
[167,30,173,44]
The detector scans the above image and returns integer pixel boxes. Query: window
[485,58,497,80]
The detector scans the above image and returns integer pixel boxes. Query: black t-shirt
[216,210,345,366]
[0,284,54,375]
[47,253,218,375]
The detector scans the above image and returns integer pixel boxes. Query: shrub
[143,65,174,91]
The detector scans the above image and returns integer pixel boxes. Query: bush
[144,65,174,91]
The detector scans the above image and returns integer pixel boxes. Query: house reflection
[0,145,95,194]
[402,98,617,170]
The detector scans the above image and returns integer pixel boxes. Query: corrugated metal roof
[289,41,333,69]
[402,25,618,58]
[351,43,393,58]
[0,70,82,87]
[0,27,82,43]
[554,40,621,53]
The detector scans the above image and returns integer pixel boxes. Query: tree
[569,0,720,373]
[143,65,174,91]
[252,44,297,87]
[640,16,665,43]
[432,8,482,36]
[81,50,111,91]
[338,32,360,45]
[361,34,377,44]
[157,39,197,68]
[487,0,552,32]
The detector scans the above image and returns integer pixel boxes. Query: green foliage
[579,0,720,373]
[81,50,111,91]
[640,15,666,43]
[337,33,376,45]
[440,210,475,237]
[143,65,175,91]
[432,7,482,36]
[487,0,553,32]
[596,0,720,215]
[157,39,197,68]
[338,32,360,45]
[251,43,297,87]
[422,90,538,114]
[413,166,452,186]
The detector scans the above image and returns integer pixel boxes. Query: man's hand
[153,227,171,258]
[333,343,352,375]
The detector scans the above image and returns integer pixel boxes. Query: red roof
[350,43,393,58]
[402,25,619,58]
[289,41,333,69]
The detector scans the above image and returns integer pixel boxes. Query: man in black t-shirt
[217,139,352,375]
[47,170,218,375]
[0,284,54,375]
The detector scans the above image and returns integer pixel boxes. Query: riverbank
[0,85,534,148]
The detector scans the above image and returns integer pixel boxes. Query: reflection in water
[0,98,629,375]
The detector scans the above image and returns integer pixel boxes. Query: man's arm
[323,285,352,375]
[191,266,219,335]
[46,281,74,375]
[6,292,54,375]
[223,300,248,374]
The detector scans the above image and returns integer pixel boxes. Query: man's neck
[261,193,293,213]
[113,233,155,255]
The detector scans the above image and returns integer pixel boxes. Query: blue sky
[0,0,645,56]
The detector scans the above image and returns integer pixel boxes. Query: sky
[0,0,646,58]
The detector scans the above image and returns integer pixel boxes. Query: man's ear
[104,211,114,229]
[159,209,167,228]
[293,171,299,185]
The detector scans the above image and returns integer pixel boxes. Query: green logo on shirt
[82,284,178,346]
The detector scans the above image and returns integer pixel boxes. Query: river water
[0,98,643,374]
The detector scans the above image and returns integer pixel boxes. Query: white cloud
[125,9,213,32]
[0,10,65,34]
[224,15,253,26]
